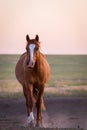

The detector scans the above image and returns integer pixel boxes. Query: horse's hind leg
[23,84,35,127]
[36,85,44,127]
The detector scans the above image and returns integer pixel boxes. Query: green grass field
[0,54,87,97]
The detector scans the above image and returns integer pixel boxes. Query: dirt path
[0,97,87,130]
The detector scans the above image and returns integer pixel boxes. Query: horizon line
[0,53,87,55]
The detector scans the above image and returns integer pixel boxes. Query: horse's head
[26,34,40,68]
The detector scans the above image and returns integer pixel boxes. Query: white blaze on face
[28,44,36,68]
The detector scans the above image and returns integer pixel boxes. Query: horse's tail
[41,98,46,111]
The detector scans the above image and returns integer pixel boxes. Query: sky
[0,0,87,54]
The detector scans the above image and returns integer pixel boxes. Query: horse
[15,34,50,127]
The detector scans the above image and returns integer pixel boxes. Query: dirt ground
[0,97,87,130]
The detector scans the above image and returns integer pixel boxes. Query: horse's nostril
[26,60,29,65]
[27,60,35,68]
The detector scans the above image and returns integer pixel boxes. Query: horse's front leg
[23,84,35,127]
[36,85,44,127]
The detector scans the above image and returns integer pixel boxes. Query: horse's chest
[24,71,39,83]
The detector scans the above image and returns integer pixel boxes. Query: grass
[0,54,87,98]
[0,55,19,80]
[46,55,87,87]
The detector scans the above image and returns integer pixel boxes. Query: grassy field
[0,54,87,97]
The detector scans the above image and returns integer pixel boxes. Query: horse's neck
[36,52,41,68]
[36,52,44,71]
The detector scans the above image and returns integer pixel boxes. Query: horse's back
[15,53,26,85]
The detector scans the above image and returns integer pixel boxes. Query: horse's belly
[15,57,25,85]
[38,60,50,84]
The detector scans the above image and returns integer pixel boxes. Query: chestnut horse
[15,34,50,127]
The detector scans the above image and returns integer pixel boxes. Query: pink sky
[0,0,87,54]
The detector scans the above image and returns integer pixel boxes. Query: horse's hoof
[35,122,43,128]
[27,121,35,128]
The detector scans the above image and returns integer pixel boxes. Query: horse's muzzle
[27,59,35,68]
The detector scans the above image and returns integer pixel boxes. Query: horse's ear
[26,34,30,42]
[35,35,39,41]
